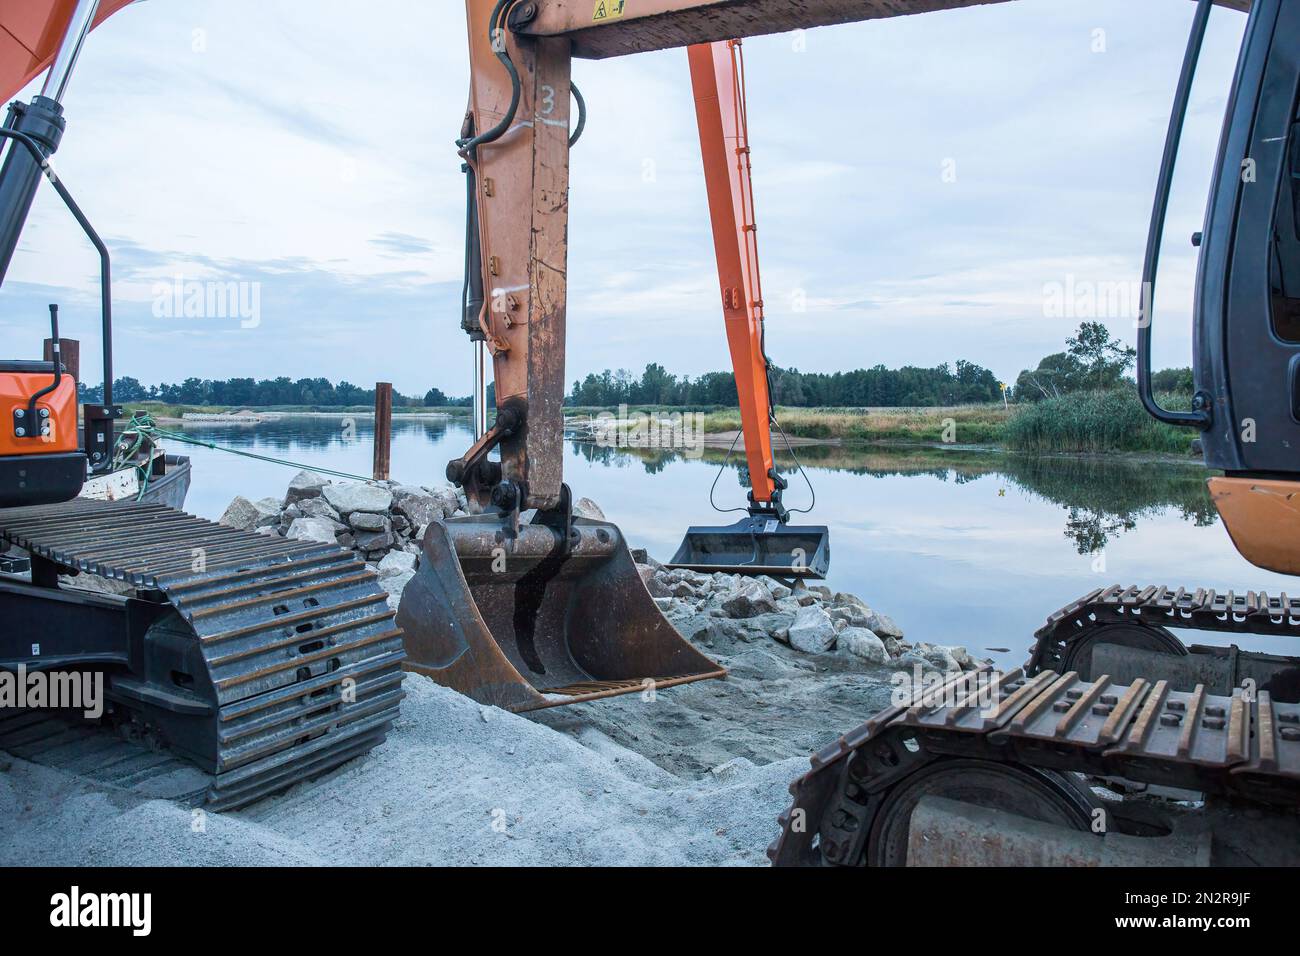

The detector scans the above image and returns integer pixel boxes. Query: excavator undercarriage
[769,662,1300,867]
[0,499,405,809]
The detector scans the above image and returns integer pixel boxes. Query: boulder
[866,610,904,639]
[392,485,447,527]
[721,579,778,619]
[285,516,340,546]
[348,511,390,532]
[219,495,280,531]
[377,550,417,579]
[839,627,889,665]
[298,497,341,521]
[353,528,395,552]
[828,603,871,629]
[323,482,393,516]
[379,569,415,611]
[284,470,329,506]
[787,604,837,654]
[944,645,975,669]
[648,569,680,599]
[920,644,961,672]
[760,576,792,601]
[833,592,870,611]
[670,580,702,600]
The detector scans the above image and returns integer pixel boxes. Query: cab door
[1197,0,1300,472]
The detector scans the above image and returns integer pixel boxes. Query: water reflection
[569,438,1218,555]
[168,415,1292,665]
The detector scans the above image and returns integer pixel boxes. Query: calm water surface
[173,415,1297,665]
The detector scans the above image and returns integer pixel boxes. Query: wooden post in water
[43,337,80,380]
[373,382,393,481]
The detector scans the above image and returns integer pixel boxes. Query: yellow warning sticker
[593,0,626,22]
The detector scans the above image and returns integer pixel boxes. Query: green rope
[118,413,378,485]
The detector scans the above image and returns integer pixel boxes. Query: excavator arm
[688,38,780,514]
[0,0,135,104]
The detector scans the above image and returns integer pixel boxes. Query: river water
[171,414,1297,666]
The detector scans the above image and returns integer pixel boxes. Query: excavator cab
[1139,0,1300,576]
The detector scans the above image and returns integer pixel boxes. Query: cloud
[0,0,1250,395]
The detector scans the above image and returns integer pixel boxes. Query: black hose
[569,82,586,147]
[457,0,523,156]
[24,303,63,431]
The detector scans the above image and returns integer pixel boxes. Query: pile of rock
[219,478,979,673]
[219,471,468,609]
[636,558,980,672]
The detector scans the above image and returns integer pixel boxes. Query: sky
[0,0,1251,397]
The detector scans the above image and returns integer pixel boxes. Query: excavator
[0,0,408,809]
[3,0,1299,867]
[408,0,1300,866]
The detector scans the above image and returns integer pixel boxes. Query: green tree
[1066,321,1135,390]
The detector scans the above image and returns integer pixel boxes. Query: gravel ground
[0,521,984,866]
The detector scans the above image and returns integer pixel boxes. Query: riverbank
[117,401,468,424]
[568,389,1199,457]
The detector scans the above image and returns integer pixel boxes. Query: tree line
[77,376,472,408]
[567,359,1005,408]
[77,322,1185,412]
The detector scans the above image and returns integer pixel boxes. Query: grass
[569,391,1200,456]
[697,404,1011,445]
[1000,389,1197,455]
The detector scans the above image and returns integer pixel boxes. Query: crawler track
[767,665,1300,866]
[0,500,405,810]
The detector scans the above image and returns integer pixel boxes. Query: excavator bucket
[397,513,726,712]
[667,515,830,579]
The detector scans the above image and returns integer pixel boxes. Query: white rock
[760,576,793,601]
[380,568,416,611]
[940,645,974,669]
[839,627,889,665]
[721,580,778,618]
[285,516,341,546]
[866,610,904,639]
[377,550,417,578]
[787,604,837,654]
[828,603,871,629]
[220,495,280,531]
[284,470,329,506]
[323,482,394,515]
[392,485,448,526]
[833,592,871,611]
[298,497,341,521]
[349,511,390,532]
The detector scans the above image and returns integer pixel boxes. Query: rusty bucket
[397,513,726,712]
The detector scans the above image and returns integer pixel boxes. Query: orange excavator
[412,0,1300,866]
[666,39,830,580]
[0,0,407,810]
[4,0,1300,868]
